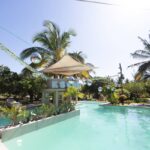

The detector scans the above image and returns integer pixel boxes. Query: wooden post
[54,91,59,107]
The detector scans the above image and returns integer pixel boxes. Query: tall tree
[20,20,94,78]
[0,65,20,96]
[20,20,76,68]
[130,36,150,80]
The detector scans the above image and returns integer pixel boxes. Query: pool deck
[0,140,8,150]
[100,101,150,108]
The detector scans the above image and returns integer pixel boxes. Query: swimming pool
[4,101,150,150]
[0,118,11,128]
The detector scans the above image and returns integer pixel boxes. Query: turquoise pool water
[5,102,150,150]
[0,118,11,128]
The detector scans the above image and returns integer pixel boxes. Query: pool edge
[1,110,80,142]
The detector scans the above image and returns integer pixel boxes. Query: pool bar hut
[42,55,91,106]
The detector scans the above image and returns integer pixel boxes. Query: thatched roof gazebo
[42,54,91,76]
[42,55,92,106]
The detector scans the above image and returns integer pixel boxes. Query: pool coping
[0,110,80,142]
[100,103,150,109]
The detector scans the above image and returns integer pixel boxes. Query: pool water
[5,102,150,150]
[0,118,11,128]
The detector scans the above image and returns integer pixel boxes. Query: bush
[118,94,127,105]
[0,106,30,125]
[114,89,130,99]
[133,98,148,103]
[17,108,30,123]
[145,80,150,97]
[33,104,56,119]
[58,100,75,113]
[124,82,146,100]
[41,104,56,117]
[107,94,119,105]
[0,101,5,106]
[126,100,132,105]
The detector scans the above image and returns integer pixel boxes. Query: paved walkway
[0,140,8,150]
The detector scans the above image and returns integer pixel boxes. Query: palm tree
[69,51,95,78]
[69,51,85,64]
[20,20,94,78]
[130,36,150,80]
[20,20,76,68]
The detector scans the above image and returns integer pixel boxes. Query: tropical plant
[20,20,94,79]
[0,106,29,125]
[114,89,130,99]
[69,51,85,64]
[124,82,146,101]
[64,86,81,101]
[17,108,30,123]
[58,100,75,113]
[118,94,127,105]
[20,20,76,69]
[37,104,56,118]
[145,80,150,96]
[130,36,150,80]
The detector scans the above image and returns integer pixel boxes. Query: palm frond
[20,47,50,60]
[138,36,150,51]
[68,29,76,36]
[131,50,150,59]
[60,30,76,49]
[134,61,150,81]
[128,60,150,68]
[138,61,150,73]
[43,20,60,48]
[69,51,85,63]
[143,72,150,80]
[21,59,49,77]
[43,20,60,37]
[33,32,52,50]
[81,71,90,78]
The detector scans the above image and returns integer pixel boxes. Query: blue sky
[0,0,150,80]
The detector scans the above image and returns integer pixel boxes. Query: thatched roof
[42,55,91,75]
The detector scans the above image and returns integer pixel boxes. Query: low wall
[1,110,80,142]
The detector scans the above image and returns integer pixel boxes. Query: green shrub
[114,89,130,99]
[64,86,84,101]
[124,82,146,100]
[58,100,75,113]
[17,108,30,123]
[133,98,148,103]
[107,94,119,105]
[42,104,56,117]
[145,80,150,97]
[0,101,5,106]
[0,106,30,125]
[35,104,56,118]
[126,100,132,105]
